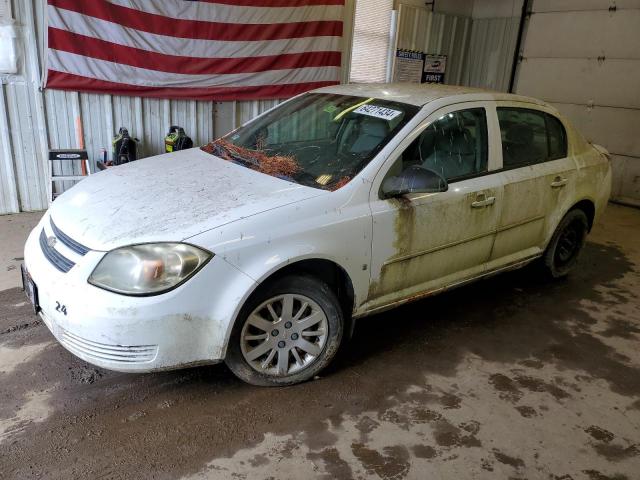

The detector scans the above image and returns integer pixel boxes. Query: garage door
[514,0,640,206]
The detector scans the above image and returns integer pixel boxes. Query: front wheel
[542,209,589,278]
[225,275,344,386]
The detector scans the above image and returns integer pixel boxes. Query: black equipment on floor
[112,127,139,165]
[165,126,193,153]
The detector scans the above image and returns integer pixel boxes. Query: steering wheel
[291,145,322,165]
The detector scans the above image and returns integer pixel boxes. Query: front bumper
[24,214,256,372]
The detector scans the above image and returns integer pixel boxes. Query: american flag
[45,0,344,101]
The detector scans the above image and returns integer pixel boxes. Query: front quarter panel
[187,186,373,355]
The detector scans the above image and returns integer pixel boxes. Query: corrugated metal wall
[463,16,520,91]
[1,0,49,214]
[396,4,472,86]
[0,0,355,214]
[394,4,519,92]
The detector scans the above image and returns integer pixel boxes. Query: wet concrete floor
[0,204,639,479]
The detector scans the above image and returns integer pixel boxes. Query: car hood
[48,148,326,251]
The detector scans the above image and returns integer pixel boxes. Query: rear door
[488,105,577,267]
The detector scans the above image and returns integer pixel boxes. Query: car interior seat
[348,118,390,155]
[503,123,543,166]
[421,127,476,180]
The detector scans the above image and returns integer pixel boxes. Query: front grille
[59,328,158,364]
[50,218,89,255]
[39,229,75,272]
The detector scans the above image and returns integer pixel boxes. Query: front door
[365,103,504,312]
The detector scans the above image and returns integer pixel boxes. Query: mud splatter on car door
[366,179,504,311]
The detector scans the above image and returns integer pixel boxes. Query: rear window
[497,108,567,168]
[545,113,568,160]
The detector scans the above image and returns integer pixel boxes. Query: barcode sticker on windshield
[353,105,402,121]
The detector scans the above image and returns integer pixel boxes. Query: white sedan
[23,84,611,386]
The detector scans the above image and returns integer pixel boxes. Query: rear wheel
[225,275,344,386]
[542,209,589,278]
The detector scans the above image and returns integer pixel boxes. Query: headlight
[88,243,212,295]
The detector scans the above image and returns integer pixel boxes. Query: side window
[497,108,548,167]
[545,113,568,160]
[497,108,568,168]
[395,108,488,182]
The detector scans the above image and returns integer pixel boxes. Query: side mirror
[381,165,448,198]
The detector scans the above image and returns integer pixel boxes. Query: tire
[225,275,344,387]
[542,208,589,278]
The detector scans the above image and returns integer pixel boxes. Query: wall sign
[422,54,447,84]
[393,49,424,84]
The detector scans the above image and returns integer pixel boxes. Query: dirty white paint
[48,149,327,251]
[23,84,611,377]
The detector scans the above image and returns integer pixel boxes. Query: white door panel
[517,58,640,109]
[367,176,502,310]
[524,9,640,59]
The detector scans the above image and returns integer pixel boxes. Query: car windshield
[201,93,419,191]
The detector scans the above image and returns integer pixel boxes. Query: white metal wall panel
[0,84,19,213]
[44,90,81,192]
[532,0,640,13]
[5,81,49,211]
[523,9,640,58]
[0,0,49,213]
[515,0,640,205]
[463,16,519,91]
[517,58,640,108]
[609,155,640,205]
[396,5,472,86]
[395,5,517,91]
[553,104,640,159]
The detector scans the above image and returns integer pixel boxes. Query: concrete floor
[0,212,43,291]
[0,204,639,480]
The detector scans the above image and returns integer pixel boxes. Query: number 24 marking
[55,301,67,316]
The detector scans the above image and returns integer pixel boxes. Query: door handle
[551,176,568,188]
[471,195,496,208]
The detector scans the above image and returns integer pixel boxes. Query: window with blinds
[0,0,10,20]
[349,0,393,83]
[0,0,17,74]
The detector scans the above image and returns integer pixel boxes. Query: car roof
[313,83,549,109]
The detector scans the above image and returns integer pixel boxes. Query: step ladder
[49,149,91,201]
